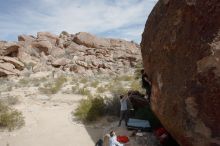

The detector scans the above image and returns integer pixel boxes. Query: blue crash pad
[127,118,151,130]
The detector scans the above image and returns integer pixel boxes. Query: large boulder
[18,35,35,42]
[0,62,20,76]
[37,32,59,45]
[49,47,66,58]
[31,39,53,55]
[0,56,24,70]
[141,0,220,146]
[17,48,38,66]
[74,32,110,48]
[0,41,20,56]
[51,58,71,67]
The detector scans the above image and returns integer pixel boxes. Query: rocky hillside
[0,32,141,77]
[141,0,220,146]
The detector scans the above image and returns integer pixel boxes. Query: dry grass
[115,75,133,81]
[39,75,67,94]
[77,88,91,96]
[80,78,88,84]
[96,86,107,93]
[0,96,20,106]
[90,80,99,88]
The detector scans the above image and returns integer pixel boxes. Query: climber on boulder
[141,69,152,103]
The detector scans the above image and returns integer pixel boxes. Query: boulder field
[0,32,141,76]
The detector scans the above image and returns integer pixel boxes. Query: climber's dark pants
[119,110,128,126]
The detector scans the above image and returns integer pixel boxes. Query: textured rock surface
[0,56,24,70]
[0,62,20,76]
[0,41,20,56]
[141,0,220,146]
[0,56,24,76]
[0,31,141,76]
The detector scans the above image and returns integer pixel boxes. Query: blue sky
[0,0,158,43]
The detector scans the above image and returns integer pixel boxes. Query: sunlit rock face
[141,0,220,146]
[0,31,141,77]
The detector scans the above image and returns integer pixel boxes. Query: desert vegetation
[73,96,105,122]
[0,100,24,131]
[0,68,146,127]
[72,73,146,122]
[38,75,67,94]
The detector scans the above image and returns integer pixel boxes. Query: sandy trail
[0,91,102,146]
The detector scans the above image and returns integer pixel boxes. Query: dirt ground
[0,80,159,146]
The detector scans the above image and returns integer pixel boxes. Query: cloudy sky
[0,0,158,43]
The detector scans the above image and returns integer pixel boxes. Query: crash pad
[127,118,151,131]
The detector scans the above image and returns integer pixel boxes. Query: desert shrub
[108,82,127,96]
[18,78,30,86]
[60,31,69,37]
[25,62,35,71]
[0,102,24,131]
[0,85,13,92]
[116,75,133,81]
[74,97,105,122]
[96,86,107,93]
[18,77,47,87]
[80,78,88,84]
[72,82,80,93]
[77,88,91,96]
[86,97,105,121]
[39,76,67,94]
[1,96,19,105]
[71,77,79,84]
[104,96,121,116]
[90,80,99,88]
[72,86,78,94]
[130,80,142,91]
[31,77,47,87]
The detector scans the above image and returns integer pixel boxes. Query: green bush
[86,98,105,121]
[0,102,24,131]
[73,97,105,122]
[105,96,121,116]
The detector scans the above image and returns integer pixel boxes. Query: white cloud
[0,0,158,42]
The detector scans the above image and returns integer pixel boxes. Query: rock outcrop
[141,0,220,146]
[0,41,20,56]
[0,57,23,76]
[0,31,141,77]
